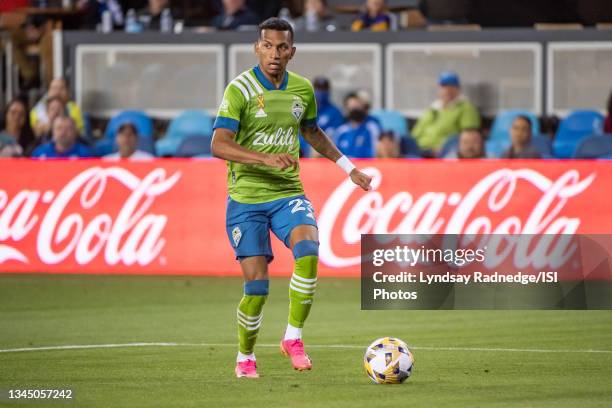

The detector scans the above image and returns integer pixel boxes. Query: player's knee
[292,240,319,260]
[244,279,269,296]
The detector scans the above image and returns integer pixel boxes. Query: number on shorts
[288,199,315,220]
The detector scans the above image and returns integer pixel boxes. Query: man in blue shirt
[32,116,91,159]
[334,92,381,158]
[313,77,344,136]
[300,76,345,157]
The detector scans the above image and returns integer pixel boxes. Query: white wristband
[336,155,356,175]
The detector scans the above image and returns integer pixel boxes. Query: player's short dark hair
[258,17,294,43]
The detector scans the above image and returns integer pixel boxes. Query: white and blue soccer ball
[363,337,414,384]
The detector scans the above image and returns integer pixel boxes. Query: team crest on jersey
[255,94,267,118]
[291,100,305,122]
[232,227,242,247]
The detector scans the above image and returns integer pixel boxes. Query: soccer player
[211,17,372,378]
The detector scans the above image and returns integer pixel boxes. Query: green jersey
[213,65,318,204]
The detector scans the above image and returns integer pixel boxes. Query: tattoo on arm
[300,125,342,162]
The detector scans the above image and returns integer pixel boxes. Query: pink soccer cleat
[235,359,259,378]
[280,339,312,371]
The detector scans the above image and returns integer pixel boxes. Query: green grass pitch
[1,274,611,407]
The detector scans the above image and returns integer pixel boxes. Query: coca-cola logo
[0,167,180,266]
[318,167,596,268]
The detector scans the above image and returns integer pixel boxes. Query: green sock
[288,255,318,328]
[237,294,267,354]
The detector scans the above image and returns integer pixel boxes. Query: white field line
[0,342,611,355]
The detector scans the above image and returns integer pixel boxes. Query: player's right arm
[211,82,297,170]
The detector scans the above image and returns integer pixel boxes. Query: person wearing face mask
[313,77,344,136]
[300,77,344,157]
[333,92,381,158]
[412,71,481,156]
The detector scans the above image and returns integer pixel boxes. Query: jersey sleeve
[301,82,318,129]
[213,82,247,133]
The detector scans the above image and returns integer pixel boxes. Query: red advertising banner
[0,159,610,276]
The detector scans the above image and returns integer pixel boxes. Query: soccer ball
[363,337,414,384]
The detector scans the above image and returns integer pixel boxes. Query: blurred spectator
[104,122,154,159]
[0,99,34,158]
[351,0,393,32]
[32,96,67,142]
[294,0,337,31]
[137,0,178,30]
[412,71,480,155]
[313,77,344,136]
[78,0,124,29]
[30,78,85,137]
[444,129,487,159]
[303,76,344,158]
[502,116,541,159]
[376,131,400,158]
[9,16,53,90]
[334,92,381,158]
[212,0,259,30]
[605,90,612,134]
[31,117,92,159]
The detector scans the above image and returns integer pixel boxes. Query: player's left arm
[301,123,372,191]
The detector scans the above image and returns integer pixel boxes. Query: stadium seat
[370,109,418,157]
[573,135,612,159]
[489,110,540,141]
[371,109,409,138]
[399,135,421,157]
[485,139,508,157]
[485,134,551,158]
[92,138,115,157]
[104,110,154,141]
[92,134,156,157]
[530,135,553,158]
[176,135,213,158]
[553,110,604,158]
[95,110,157,157]
[156,110,213,157]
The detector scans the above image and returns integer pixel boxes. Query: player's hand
[350,169,372,191]
[263,153,298,170]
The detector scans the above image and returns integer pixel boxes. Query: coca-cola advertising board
[0,159,609,276]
